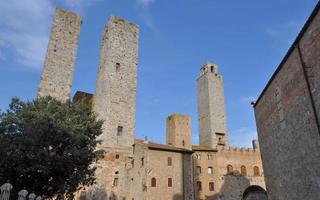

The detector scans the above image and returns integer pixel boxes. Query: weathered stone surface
[166,114,192,150]
[38,8,81,102]
[197,63,229,148]
[254,3,320,200]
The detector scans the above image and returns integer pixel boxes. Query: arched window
[151,177,156,187]
[227,165,233,175]
[253,166,260,176]
[241,166,247,176]
[209,182,214,191]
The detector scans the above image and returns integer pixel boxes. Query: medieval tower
[166,114,192,150]
[91,16,139,199]
[197,63,229,148]
[38,8,82,102]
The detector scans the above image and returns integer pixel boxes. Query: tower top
[200,62,218,76]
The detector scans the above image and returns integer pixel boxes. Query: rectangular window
[168,178,172,187]
[208,167,213,174]
[117,126,123,136]
[196,166,201,175]
[209,182,214,191]
[116,62,120,72]
[168,157,172,166]
[196,181,202,191]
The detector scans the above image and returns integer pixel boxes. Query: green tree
[0,97,103,199]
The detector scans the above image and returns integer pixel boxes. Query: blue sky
[0,0,318,147]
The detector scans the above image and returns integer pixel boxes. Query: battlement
[219,146,260,154]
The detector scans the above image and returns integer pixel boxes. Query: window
[115,171,119,175]
[115,154,120,159]
[196,154,201,160]
[241,166,247,176]
[207,154,213,160]
[168,157,172,166]
[182,140,185,146]
[208,167,213,174]
[196,166,201,175]
[117,126,123,136]
[116,63,120,72]
[227,165,233,175]
[254,166,260,176]
[141,157,144,167]
[113,178,119,186]
[211,66,214,73]
[168,178,172,187]
[209,182,214,191]
[151,178,156,187]
[196,181,202,191]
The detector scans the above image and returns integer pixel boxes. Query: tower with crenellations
[38,8,82,102]
[197,63,229,149]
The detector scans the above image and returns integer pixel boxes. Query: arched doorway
[243,185,267,200]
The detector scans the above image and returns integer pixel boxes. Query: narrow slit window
[116,63,120,72]
[168,178,172,187]
[168,157,172,166]
[117,126,123,136]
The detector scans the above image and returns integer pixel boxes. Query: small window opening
[196,166,201,175]
[254,166,260,176]
[227,165,233,175]
[196,181,202,191]
[113,178,119,186]
[141,157,144,167]
[208,167,213,174]
[168,178,172,187]
[116,63,120,72]
[241,166,247,176]
[115,171,119,175]
[151,177,156,187]
[168,157,172,166]
[115,154,120,159]
[117,126,123,136]
[182,140,185,146]
[211,66,214,73]
[209,182,214,191]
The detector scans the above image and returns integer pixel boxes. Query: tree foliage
[0,97,103,199]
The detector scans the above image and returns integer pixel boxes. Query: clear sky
[0,0,318,147]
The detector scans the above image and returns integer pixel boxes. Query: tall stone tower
[93,16,139,149]
[91,16,139,200]
[166,114,192,150]
[197,63,229,148]
[38,8,82,102]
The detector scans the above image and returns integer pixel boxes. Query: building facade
[254,2,320,200]
[39,8,266,200]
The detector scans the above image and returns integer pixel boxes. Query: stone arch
[243,185,267,200]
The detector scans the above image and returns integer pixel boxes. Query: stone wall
[90,16,139,200]
[166,114,192,150]
[197,63,229,148]
[193,147,265,200]
[254,2,320,200]
[38,8,82,102]
[93,16,139,149]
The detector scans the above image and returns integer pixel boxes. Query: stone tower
[38,8,82,102]
[93,16,139,149]
[91,16,139,199]
[197,63,229,148]
[166,114,192,150]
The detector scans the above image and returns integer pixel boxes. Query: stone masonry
[254,2,320,200]
[197,63,229,148]
[166,114,192,150]
[93,16,139,149]
[39,7,266,200]
[38,8,82,102]
[90,16,139,200]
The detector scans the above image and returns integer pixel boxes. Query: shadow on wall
[193,172,267,200]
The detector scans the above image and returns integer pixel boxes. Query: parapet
[199,62,219,76]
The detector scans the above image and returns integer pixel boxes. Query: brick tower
[197,63,229,148]
[166,114,192,150]
[38,8,82,102]
[91,16,139,199]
